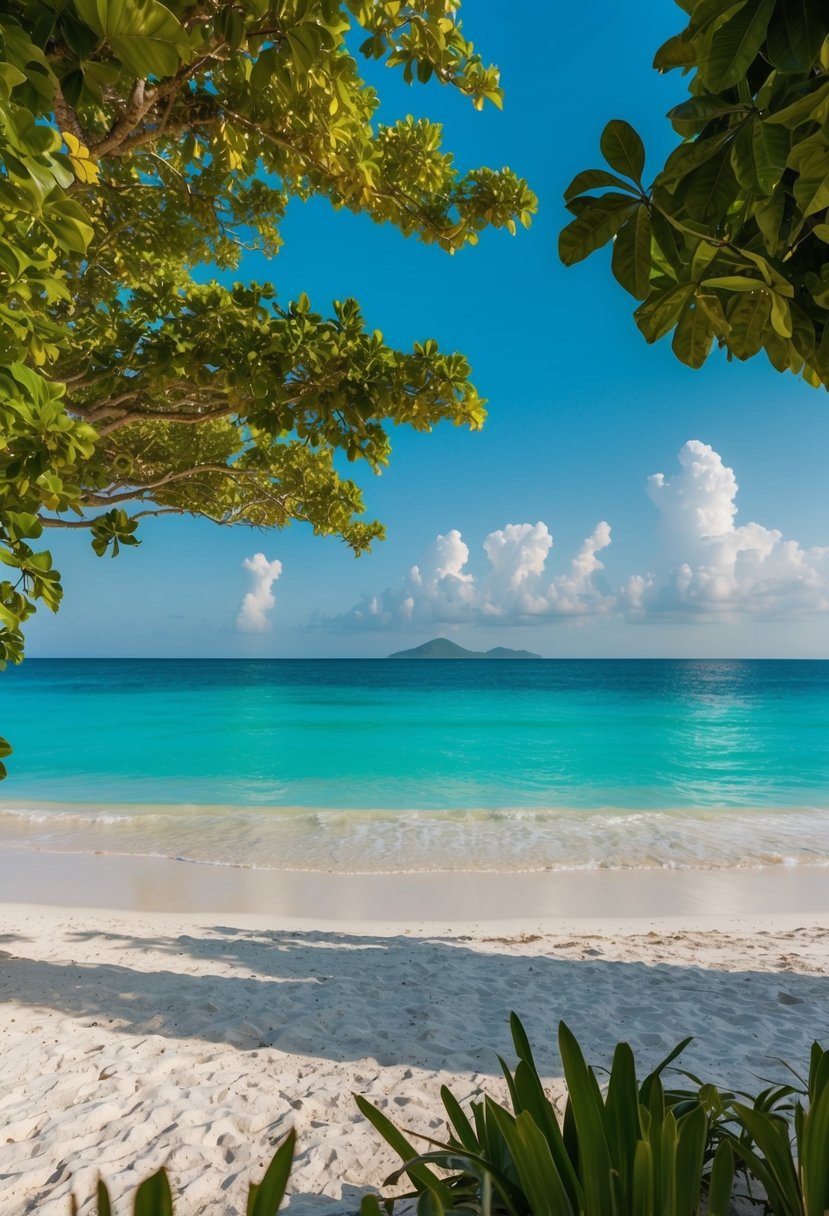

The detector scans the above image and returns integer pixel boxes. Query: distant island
[388,637,542,660]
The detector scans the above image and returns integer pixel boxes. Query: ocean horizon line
[16,654,829,663]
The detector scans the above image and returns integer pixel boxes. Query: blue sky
[28,0,829,658]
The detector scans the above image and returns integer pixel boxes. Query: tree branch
[95,403,234,435]
[53,84,89,144]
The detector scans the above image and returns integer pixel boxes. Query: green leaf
[557,1022,614,1216]
[0,62,28,91]
[249,1129,296,1216]
[766,0,829,72]
[440,1085,479,1152]
[488,1106,575,1216]
[683,145,739,221]
[0,737,12,761]
[672,296,716,367]
[653,33,696,70]
[689,0,748,37]
[73,0,187,78]
[769,290,793,337]
[668,94,748,125]
[564,169,640,201]
[690,240,719,280]
[727,290,772,358]
[697,291,730,336]
[611,206,652,299]
[660,129,735,186]
[767,78,829,128]
[801,1076,829,1216]
[354,1095,453,1204]
[704,0,775,91]
[707,1140,734,1216]
[6,512,42,540]
[674,1105,708,1209]
[96,1179,112,1216]
[604,1040,640,1203]
[558,195,638,266]
[600,120,645,183]
[133,1168,173,1216]
[788,133,829,218]
[702,274,767,290]
[359,1195,384,1216]
[415,1186,444,1216]
[512,1060,582,1208]
[729,1107,801,1215]
[42,198,95,254]
[631,1138,654,1215]
[755,187,787,250]
[635,282,697,343]
[750,121,790,195]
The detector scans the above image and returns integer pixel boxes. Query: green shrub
[357,1015,733,1216]
[726,1041,829,1216]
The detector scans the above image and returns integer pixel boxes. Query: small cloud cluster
[236,553,283,633]
[331,440,829,631]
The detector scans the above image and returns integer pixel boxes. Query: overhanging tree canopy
[559,0,829,386]
[0,0,535,719]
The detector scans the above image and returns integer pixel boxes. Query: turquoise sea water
[1,658,828,872]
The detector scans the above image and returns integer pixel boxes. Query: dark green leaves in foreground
[362,1016,714,1216]
[360,1014,829,1216]
[559,0,829,390]
[41,1031,829,1215]
[71,1129,296,1215]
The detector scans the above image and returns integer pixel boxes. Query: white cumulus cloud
[329,440,829,634]
[237,553,283,633]
[627,440,829,618]
[335,520,614,630]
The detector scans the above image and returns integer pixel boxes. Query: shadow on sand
[1,923,827,1082]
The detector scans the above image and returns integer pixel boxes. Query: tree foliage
[560,0,829,386]
[0,0,536,699]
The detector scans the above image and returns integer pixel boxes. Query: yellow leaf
[72,157,99,184]
[62,131,83,157]
[61,131,99,184]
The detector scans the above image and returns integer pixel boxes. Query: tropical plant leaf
[249,1129,296,1216]
[133,1168,173,1216]
[789,133,829,218]
[635,282,697,343]
[766,0,829,72]
[727,291,771,358]
[704,0,775,91]
[557,1022,614,1215]
[564,169,640,201]
[672,296,716,367]
[558,196,638,265]
[600,120,646,183]
[73,0,188,78]
[611,206,653,299]
[354,1095,453,1204]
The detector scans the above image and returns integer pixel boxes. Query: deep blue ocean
[0,658,827,872]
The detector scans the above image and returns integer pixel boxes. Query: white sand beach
[0,854,828,1214]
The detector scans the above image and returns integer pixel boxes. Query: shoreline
[1,848,829,924]
[2,797,829,877]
